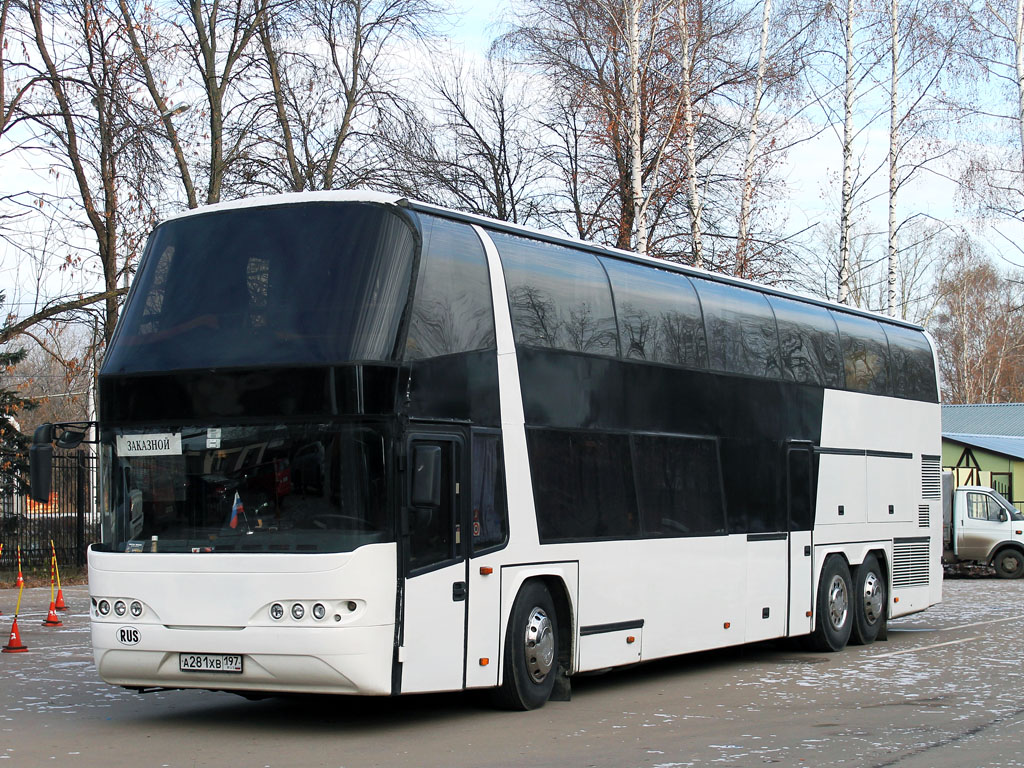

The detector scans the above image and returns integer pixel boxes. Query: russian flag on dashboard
[229,492,244,529]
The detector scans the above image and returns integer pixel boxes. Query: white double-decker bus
[31,192,942,709]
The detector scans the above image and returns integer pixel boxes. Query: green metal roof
[942,404,1024,438]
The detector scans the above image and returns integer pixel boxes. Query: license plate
[179,653,243,673]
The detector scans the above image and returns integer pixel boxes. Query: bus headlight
[98,600,110,616]
[114,600,127,616]
[312,603,326,620]
[270,603,284,620]
[130,601,143,617]
[291,603,304,620]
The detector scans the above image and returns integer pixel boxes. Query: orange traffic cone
[2,617,28,653]
[50,543,67,611]
[42,602,62,627]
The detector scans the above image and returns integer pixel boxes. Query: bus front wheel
[808,556,853,652]
[492,581,558,710]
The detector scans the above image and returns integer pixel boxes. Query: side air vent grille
[893,539,930,588]
[922,455,941,499]
[918,505,930,528]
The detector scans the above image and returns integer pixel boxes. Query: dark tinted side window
[601,258,708,368]
[768,296,843,386]
[471,432,507,552]
[632,434,726,536]
[832,312,891,395]
[882,324,938,402]
[492,232,618,356]
[527,429,638,542]
[692,278,781,378]
[405,216,495,359]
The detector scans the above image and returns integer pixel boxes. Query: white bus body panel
[89,543,397,695]
[400,561,466,693]
[816,390,943,617]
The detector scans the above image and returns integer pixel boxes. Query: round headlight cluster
[269,602,335,621]
[95,597,145,619]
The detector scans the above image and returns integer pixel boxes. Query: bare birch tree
[881,0,961,317]
[22,0,157,343]
[736,0,774,274]
[953,0,1024,249]
[246,0,441,193]
[677,0,703,267]
[392,52,549,224]
[932,236,1024,403]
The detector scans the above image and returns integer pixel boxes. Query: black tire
[807,555,853,652]
[993,548,1024,579]
[850,553,886,646]
[491,581,558,710]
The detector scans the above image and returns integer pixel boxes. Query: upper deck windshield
[103,202,416,374]
[98,423,393,554]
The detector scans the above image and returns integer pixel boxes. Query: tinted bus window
[832,312,891,395]
[406,216,495,359]
[471,432,507,552]
[492,232,618,356]
[632,434,726,536]
[527,429,638,542]
[883,324,938,402]
[692,278,782,378]
[768,296,843,387]
[601,258,708,368]
[105,203,415,373]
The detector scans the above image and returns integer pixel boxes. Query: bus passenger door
[399,434,467,693]
[787,443,815,636]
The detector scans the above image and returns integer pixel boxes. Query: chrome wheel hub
[827,574,849,630]
[861,571,883,626]
[524,607,555,683]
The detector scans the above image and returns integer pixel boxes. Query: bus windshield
[103,202,416,374]
[99,423,393,554]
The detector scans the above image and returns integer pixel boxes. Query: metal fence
[1,451,97,568]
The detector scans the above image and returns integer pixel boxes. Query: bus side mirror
[29,424,54,503]
[411,445,441,507]
[999,510,1008,523]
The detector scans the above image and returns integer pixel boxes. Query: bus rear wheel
[492,581,558,710]
[807,555,853,652]
[993,548,1024,579]
[850,553,886,645]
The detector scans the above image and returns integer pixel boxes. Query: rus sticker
[116,433,183,457]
